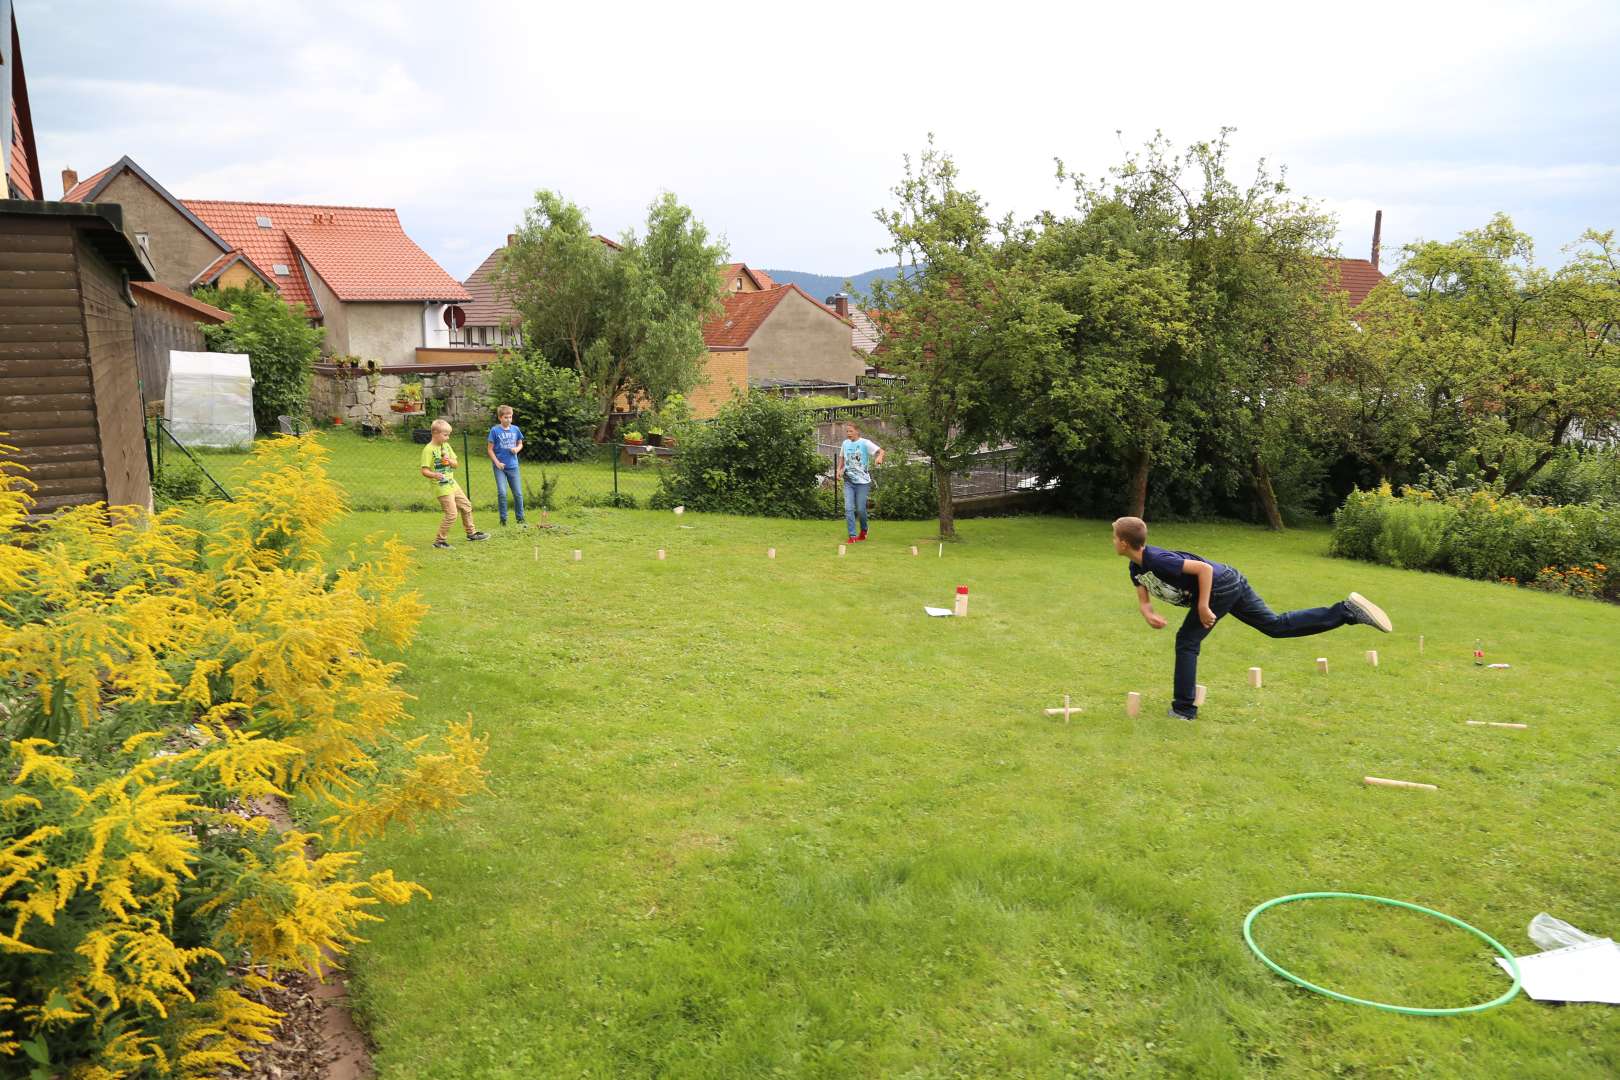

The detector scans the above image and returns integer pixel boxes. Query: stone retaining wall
[311,366,491,428]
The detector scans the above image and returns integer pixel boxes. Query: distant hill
[761,266,906,304]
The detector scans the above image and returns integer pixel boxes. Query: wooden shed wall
[77,238,148,508]
[0,214,105,513]
[132,298,207,406]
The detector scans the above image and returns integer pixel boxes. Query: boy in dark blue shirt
[1113,516,1392,720]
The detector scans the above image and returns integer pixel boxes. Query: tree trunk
[934,464,956,540]
[1253,453,1284,531]
[1127,450,1150,518]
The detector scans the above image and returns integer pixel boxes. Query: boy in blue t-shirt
[835,422,884,542]
[486,405,526,526]
[1113,515,1392,720]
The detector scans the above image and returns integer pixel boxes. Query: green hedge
[1331,485,1620,600]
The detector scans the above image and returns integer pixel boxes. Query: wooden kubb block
[1125,691,1141,717]
[1248,666,1263,688]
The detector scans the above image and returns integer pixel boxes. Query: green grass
[171,426,665,510]
[327,510,1620,1079]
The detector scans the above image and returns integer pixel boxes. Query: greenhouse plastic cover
[165,351,255,447]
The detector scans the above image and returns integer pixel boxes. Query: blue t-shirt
[840,438,880,485]
[488,424,523,467]
[1128,545,1227,608]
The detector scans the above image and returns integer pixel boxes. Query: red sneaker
[857,531,867,542]
[847,536,857,544]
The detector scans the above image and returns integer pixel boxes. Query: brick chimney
[1371,209,1383,269]
[826,293,851,317]
[61,168,78,196]
[506,233,517,247]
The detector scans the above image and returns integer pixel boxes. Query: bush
[194,286,323,435]
[482,350,598,462]
[152,457,206,507]
[868,460,939,520]
[652,392,824,517]
[0,436,488,1077]
[1330,484,1620,601]
[1371,498,1455,570]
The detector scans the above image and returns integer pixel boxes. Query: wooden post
[838,544,846,557]
[767,547,776,559]
[1365,649,1379,667]
[1248,666,1262,688]
[1466,721,1529,729]
[1418,634,1424,655]
[938,543,943,558]
[533,545,538,561]
[1125,691,1141,717]
[657,549,666,560]
[572,549,582,562]
[1363,776,1437,791]
[1194,684,1207,706]
[1316,657,1329,674]
[910,545,918,556]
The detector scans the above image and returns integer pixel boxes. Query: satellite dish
[443,305,467,329]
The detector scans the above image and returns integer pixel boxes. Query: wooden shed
[130,279,232,405]
[0,200,155,513]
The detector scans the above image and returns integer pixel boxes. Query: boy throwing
[1113,516,1391,720]
[420,419,490,549]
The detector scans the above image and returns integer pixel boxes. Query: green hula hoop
[1243,892,1522,1016]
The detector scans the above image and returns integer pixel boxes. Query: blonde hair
[431,419,452,433]
[1112,516,1147,548]
[497,404,513,418]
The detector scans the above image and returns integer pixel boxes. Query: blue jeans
[1172,568,1352,717]
[843,480,870,537]
[493,461,524,523]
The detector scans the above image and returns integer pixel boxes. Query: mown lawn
[327,508,1620,1079]
[173,425,666,510]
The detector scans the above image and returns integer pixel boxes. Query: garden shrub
[482,350,597,462]
[1330,483,1620,601]
[651,392,823,517]
[0,435,488,1077]
[1371,497,1454,570]
[152,457,206,507]
[869,461,939,521]
[193,286,323,435]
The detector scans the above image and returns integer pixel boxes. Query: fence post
[462,429,472,503]
[612,443,619,495]
[1003,457,1008,494]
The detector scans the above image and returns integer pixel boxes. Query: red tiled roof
[718,263,775,292]
[703,284,849,348]
[1321,257,1385,308]
[190,247,274,290]
[752,268,775,289]
[60,163,113,203]
[9,101,37,198]
[184,200,468,309]
[131,280,233,323]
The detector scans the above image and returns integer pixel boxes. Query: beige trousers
[436,491,475,542]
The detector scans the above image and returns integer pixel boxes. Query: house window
[256,216,273,228]
[273,264,290,276]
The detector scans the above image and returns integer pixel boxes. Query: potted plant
[622,429,645,446]
[392,382,425,414]
[645,426,664,448]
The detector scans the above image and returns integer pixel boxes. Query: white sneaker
[1346,592,1393,633]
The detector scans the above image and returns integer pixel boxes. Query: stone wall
[311,366,491,428]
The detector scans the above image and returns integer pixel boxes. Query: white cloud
[20,0,1620,278]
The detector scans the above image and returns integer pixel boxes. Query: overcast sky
[20,0,1620,281]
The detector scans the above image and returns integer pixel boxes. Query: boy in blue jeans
[486,405,526,527]
[1113,516,1393,720]
[836,422,884,542]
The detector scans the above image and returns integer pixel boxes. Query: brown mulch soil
[220,968,339,1080]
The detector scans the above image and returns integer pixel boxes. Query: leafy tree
[495,191,727,438]
[869,141,1072,538]
[193,285,323,434]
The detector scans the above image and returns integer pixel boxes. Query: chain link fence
[150,421,669,512]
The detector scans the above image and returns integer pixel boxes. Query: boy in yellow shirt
[419,419,490,548]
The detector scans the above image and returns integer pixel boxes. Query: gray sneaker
[1168,706,1196,722]
[466,531,491,542]
[1345,592,1393,632]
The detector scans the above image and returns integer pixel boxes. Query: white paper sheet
[1496,938,1620,1004]
[923,606,954,617]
